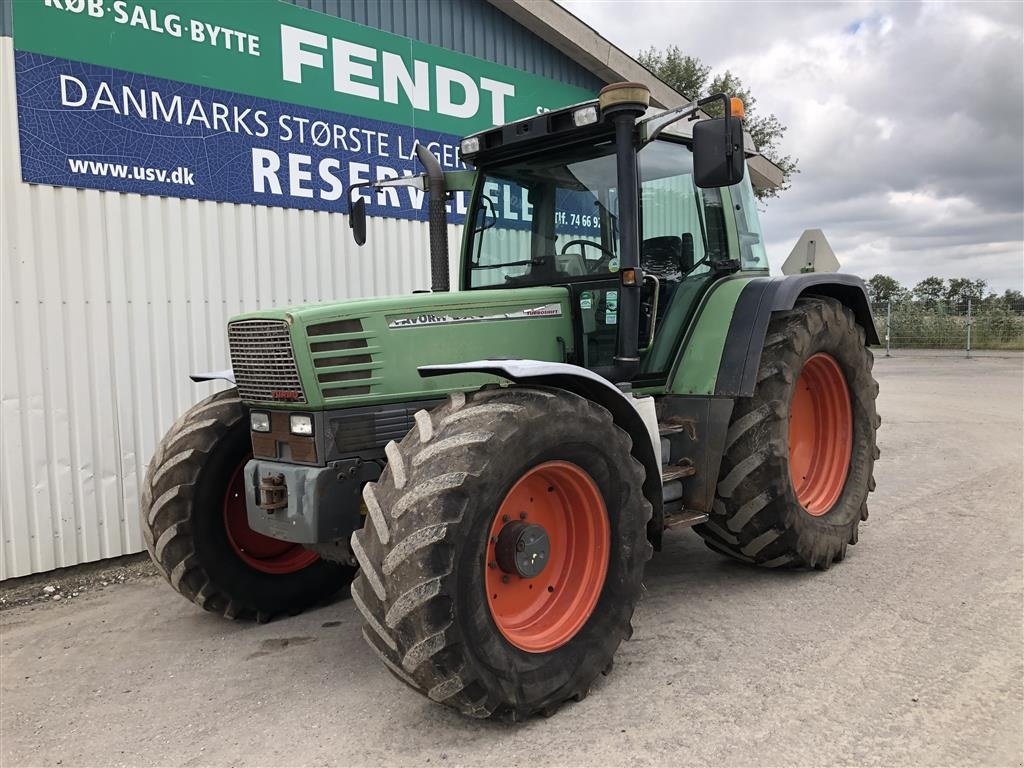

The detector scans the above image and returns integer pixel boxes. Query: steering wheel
[560,239,616,263]
[561,241,614,274]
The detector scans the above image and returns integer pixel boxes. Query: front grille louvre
[228,320,306,403]
[308,318,376,398]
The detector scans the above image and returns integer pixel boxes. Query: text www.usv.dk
[67,158,196,185]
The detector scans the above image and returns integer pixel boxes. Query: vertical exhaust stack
[599,82,651,382]
[415,143,450,292]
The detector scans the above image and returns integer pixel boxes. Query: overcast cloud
[561,0,1024,293]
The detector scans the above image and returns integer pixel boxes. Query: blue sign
[15,51,471,222]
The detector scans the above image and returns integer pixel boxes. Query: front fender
[419,360,663,531]
[189,369,235,385]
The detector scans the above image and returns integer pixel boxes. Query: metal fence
[871,297,1024,357]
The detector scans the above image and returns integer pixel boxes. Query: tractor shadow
[197,527,832,737]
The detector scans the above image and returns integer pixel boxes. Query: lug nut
[488,561,497,569]
[502,514,510,523]
[502,575,510,584]
[519,511,528,520]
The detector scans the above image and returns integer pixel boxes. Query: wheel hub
[495,521,550,578]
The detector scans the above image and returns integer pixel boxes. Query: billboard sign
[11,0,595,222]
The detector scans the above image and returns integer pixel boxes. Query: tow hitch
[258,473,288,511]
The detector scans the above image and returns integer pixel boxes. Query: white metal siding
[0,38,462,579]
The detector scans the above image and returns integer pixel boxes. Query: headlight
[460,136,480,157]
[572,105,599,127]
[289,414,314,436]
[250,412,271,433]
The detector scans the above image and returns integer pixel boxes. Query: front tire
[351,387,652,720]
[696,296,880,569]
[141,389,354,620]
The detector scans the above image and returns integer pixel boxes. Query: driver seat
[641,236,684,281]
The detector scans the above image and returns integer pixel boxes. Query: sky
[560,0,1024,294]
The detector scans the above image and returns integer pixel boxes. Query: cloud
[560,0,1024,293]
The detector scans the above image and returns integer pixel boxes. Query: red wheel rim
[485,461,610,654]
[223,458,319,574]
[788,353,853,516]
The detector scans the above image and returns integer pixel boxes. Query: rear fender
[715,274,878,398]
[419,360,663,533]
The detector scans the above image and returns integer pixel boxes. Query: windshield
[466,139,725,289]
[467,142,619,288]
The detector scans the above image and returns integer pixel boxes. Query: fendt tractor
[143,83,880,720]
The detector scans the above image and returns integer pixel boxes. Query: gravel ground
[0,554,157,611]
[2,355,1022,767]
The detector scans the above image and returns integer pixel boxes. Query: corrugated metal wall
[0,0,606,579]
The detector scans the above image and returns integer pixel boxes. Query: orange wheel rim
[485,461,609,653]
[788,353,853,516]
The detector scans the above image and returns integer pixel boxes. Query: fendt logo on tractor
[143,82,880,720]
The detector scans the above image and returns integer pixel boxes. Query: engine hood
[227,287,574,408]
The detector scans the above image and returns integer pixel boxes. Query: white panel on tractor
[782,228,841,275]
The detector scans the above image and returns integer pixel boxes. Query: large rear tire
[696,296,880,569]
[141,389,354,620]
[350,386,652,720]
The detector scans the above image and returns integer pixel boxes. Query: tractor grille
[227,319,306,403]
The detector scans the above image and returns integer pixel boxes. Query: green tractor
[142,82,880,719]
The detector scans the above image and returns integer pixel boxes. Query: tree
[912,277,946,307]
[944,278,987,313]
[637,47,710,101]
[866,274,909,304]
[637,47,798,200]
[999,289,1024,310]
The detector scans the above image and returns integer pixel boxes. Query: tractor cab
[459,114,768,380]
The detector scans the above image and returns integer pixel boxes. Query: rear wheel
[141,389,353,620]
[350,386,652,720]
[696,296,880,568]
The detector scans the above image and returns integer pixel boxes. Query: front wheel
[141,389,354,620]
[696,296,880,569]
[351,387,652,720]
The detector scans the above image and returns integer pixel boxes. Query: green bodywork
[235,287,574,410]
[668,277,750,395]
[231,273,762,409]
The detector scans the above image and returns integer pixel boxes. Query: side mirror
[350,197,367,246]
[693,116,745,189]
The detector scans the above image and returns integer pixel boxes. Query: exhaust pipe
[415,143,450,292]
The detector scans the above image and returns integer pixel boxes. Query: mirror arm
[640,91,734,153]
[640,97,701,144]
[347,174,429,247]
